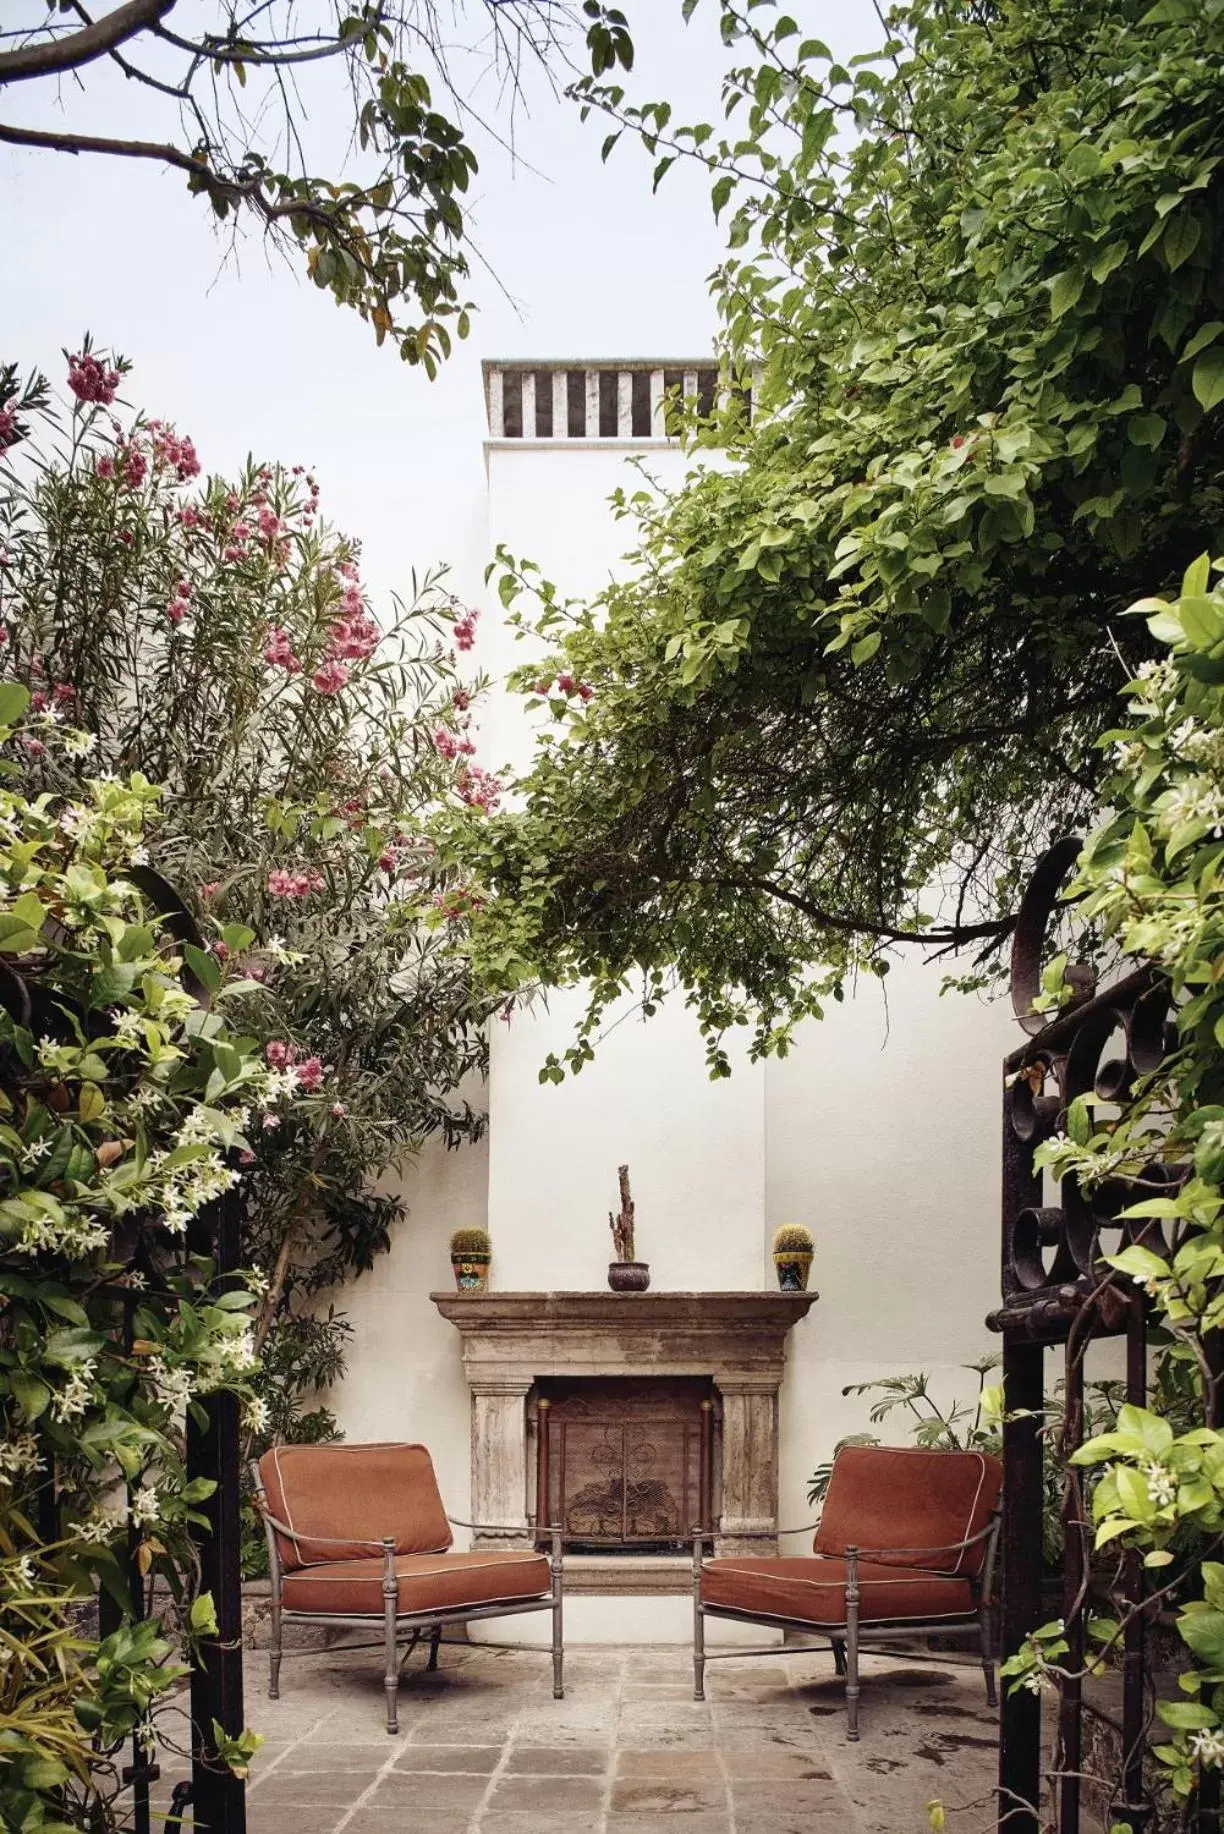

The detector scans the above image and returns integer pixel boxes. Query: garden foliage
[452,0,1224,1075]
[0,715,275,1834]
[0,349,499,1548]
[996,557,1224,1809]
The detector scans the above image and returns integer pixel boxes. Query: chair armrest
[688,1523,820,1540]
[848,1518,1000,1561]
[250,1496,396,1556]
[447,1516,562,1537]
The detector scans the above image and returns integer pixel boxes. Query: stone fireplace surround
[431,1291,816,1594]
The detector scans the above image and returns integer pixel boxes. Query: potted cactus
[772,1224,814,1292]
[607,1164,650,1292]
[450,1226,492,1292]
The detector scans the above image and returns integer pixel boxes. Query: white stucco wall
[331,368,1015,1641]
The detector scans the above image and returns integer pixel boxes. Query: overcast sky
[1,1,880,603]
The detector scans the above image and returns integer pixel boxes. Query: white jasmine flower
[1191,1729,1224,1770]
[1142,1460,1177,1509]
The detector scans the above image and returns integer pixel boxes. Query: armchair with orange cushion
[694,1444,1002,1738]
[251,1442,563,1733]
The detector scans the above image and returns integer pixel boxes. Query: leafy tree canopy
[0,1,633,373]
[449,0,1224,1073]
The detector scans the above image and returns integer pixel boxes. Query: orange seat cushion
[282,1549,552,1618]
[701,1556,974,1627]
[259,1443,452,1570]
[814,1445,1002,1576]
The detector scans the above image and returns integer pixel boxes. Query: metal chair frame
[693,1513,1001,1740]
[250,1464,564,1733]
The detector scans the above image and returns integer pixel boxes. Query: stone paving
[157,1638,1012,1834]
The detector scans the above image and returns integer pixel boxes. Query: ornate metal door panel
[536,1377,716,1552]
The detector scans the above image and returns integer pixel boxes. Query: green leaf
[0,682,31,727]
[1049,269,1085,319]
[1192,349,1224,413]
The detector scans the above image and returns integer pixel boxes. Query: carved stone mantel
[431,1291,816,1579]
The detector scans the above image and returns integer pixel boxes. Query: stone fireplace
[431,1291,816,1594]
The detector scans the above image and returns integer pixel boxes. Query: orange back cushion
[814,1444,1001,1575]
[260,1442,452,1570]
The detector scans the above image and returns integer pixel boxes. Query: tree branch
[0,0,176,85]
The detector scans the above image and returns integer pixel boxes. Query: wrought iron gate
[991,838,1218,1833]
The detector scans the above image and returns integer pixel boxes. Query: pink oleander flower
[224,545,242,564]
[122,448,147,489]
[453,613,478,652]
[0,626,9,647]
[200,880,220,899]
[312,659,349,694]
[0,406,18,451]
[433,727,459,760]
[377,850,396,872]
[265,1040,292,1069]
[557,672,576,694]
[95,455,116,480]
[267,866,325,898]
[257,505,281,542]
[296,1056,324,1093]
[211,940,230,961]
[457,764,503,813]
[117,530,133,546]
[167,600,186,625]
[263,626,302,673]
[330,1102,348,1119]
[52,683,76,704]
[452,687,472,711]
[67,351,120,406]
[30,690,47,713]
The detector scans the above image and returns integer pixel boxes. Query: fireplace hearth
[431,1290,816,1594]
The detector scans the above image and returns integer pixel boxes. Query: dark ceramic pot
[773,1252,813,1292]
[608,1260,651,1293]
[452,1254,490,1292]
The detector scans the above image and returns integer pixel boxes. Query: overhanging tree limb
[0,0,176,83]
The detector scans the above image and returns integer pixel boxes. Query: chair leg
[831,1637,847,1678]
[692,1534,706,1701]
[381,1538,399,1735]
[551,1529,565,1700]
[844,1548,860,1742]
[268,1586,282,1699]
[427,1626,441,1673]
[979,1604,997,1709]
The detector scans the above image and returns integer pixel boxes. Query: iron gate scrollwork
[990,836,1209,1834]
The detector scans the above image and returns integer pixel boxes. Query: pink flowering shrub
[0,344,503,1509]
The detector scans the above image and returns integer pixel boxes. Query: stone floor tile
[604,1816,731,1834]
[486,1772,607,1812]
[355,1771,490,1809]
[247,1773,383,1804]
[391,1744,503,1773]
[479,1817,608,1834]
[720,1747,834,1779]
[615,1751,723,1780]
[728,1780,857,1816]
[623,1684,695,1701]
[610,1779,726,1815]
[504,1744,610,1774]
[337,1816,470,1834]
